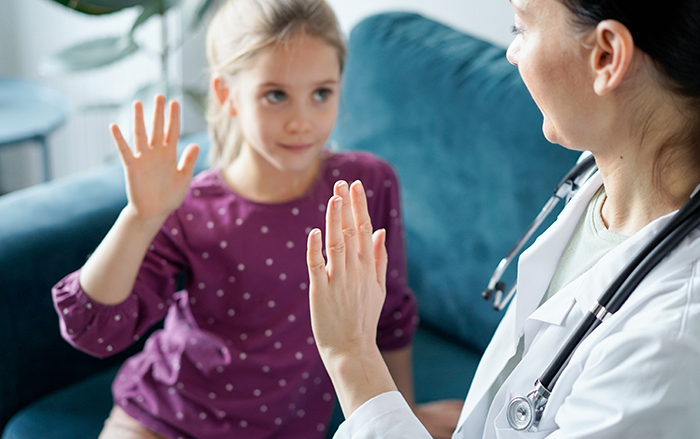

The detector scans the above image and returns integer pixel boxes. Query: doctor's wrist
[322,346,398,419]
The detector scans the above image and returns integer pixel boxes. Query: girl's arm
[80,96,199,305]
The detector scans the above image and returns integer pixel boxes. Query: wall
[328,0,514,47]
[1,0,514,193]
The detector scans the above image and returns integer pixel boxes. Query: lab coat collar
[570,201,680,317]
[513,172,603,345]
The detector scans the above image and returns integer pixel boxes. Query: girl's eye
[312,88,332,102]
[265,90,287,103]
[511,25,524,36]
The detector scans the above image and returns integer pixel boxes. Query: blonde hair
[205,0,346,167]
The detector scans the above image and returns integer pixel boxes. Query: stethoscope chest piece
[506,381,550,432]
[507,395,537,431]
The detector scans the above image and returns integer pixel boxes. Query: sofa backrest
[334,13,580,352]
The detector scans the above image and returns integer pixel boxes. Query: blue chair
[0,77,69,182]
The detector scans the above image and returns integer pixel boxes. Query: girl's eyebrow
[258,79,339,88]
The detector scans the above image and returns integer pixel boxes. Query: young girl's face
[229,34,341,175]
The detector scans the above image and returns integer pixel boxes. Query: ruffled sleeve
[52,213,189,358]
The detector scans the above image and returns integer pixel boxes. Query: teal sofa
[0,12,579,438]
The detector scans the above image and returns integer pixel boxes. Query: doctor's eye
[265,90,287,104]
[312,88,333,102]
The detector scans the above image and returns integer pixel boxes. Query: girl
[52,0,459,438]
[306,0,700,437]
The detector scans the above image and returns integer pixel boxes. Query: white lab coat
[334,171,700,438]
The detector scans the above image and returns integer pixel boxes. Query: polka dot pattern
[54,154,416,438]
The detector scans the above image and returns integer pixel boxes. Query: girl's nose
[285,105,312,133]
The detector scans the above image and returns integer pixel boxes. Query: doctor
[305,0,700,437]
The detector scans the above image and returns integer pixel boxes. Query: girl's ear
[590,20,635,96]
[212,74,237,116]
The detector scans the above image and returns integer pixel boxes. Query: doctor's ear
[212,74,237,116]
[590,20,635,96]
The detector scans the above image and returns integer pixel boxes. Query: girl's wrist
[121,204,169,232]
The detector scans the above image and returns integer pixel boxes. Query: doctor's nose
[506,41,519,66]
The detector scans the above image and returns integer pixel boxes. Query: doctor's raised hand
[307,180,459,438]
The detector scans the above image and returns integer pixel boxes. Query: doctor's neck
[591,99,700,237]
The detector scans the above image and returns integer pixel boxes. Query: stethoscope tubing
[538,188,700,392]
[484,154,599,310]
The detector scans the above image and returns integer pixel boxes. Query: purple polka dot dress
[52,151,418,439]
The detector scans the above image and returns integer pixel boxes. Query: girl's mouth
[279,142,314,153]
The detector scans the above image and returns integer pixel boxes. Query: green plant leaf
[130,0,164,34]
[40,35,139,75]
[48,0,151,15]
[180,0,220,33]
[130,0,181,34]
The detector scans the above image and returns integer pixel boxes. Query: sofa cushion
[334,12,580,352]
[1,367,117,439]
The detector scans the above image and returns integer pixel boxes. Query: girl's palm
[111,95,199,221]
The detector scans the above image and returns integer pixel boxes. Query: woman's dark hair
[559,0,700,187]
[558,0,700,103]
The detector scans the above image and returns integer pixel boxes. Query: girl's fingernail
[313,229,321,242]
[333,197,342,211]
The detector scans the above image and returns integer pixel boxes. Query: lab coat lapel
[455,299,518,435]
[514,173,603,343]
[454,173,603,436]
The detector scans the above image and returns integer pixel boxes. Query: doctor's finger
[334,181,359,267]
[306,228,329,290]
[149,95,166,147]
[373,229,388,292]
[325,195,346,279]
[350,181,375,266]
[132,101,149,156]
[110,123,134,166]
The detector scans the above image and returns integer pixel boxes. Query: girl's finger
[149,95,166,147]
[165,100,181,149]
[177,143,200,178]
[373,229,388,292]
[350,181,375,266]
[306,228,328,290]
[133,101,148,155]
[325,195,346,279]
[334,181,359,267]
[110,123,134,166]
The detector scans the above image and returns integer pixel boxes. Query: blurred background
[0,0,513,194]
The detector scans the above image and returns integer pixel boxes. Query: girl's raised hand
[110,95,199,223]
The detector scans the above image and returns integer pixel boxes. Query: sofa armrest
[0,132,211,429]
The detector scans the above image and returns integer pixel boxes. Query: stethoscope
[482,153,598,311]
[482,153,700,432]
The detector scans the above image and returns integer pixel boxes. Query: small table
[0,77,69,182]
